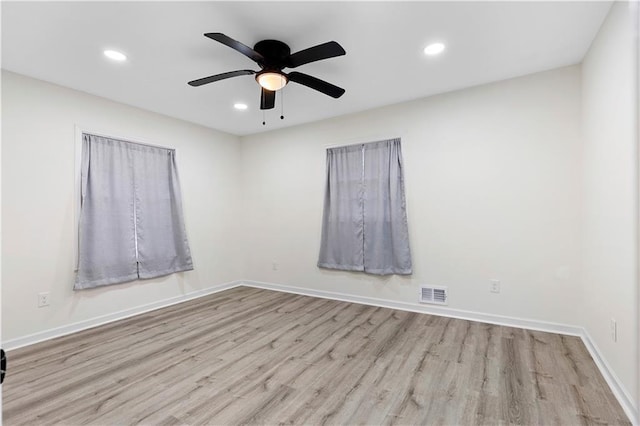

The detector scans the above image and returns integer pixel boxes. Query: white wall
[241,65,584,327]
[582,0,639,408]
[1,71,242,341]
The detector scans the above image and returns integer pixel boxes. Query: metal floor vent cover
[420,286,448,305]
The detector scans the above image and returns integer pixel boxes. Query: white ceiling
[1,1,611,136]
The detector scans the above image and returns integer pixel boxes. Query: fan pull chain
[262,109,266,126]
[280,90,284,120]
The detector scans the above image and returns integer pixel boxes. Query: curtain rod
[82,131,174,152]
[326,136,401,151]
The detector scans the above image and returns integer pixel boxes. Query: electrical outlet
[272,262,279,271]
[610,318,617,342]
[38,292,50,308]
[489,279,501,293]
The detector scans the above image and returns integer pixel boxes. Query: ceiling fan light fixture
[256,72,288,91]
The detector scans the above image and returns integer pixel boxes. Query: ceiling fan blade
[188,69,255,87]
[287,72,345,98]
[287,41,346,68]
[260,88,276,110]
[204,33,264,64]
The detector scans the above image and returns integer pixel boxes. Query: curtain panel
[318,138,412,275]
[75,134,193,290]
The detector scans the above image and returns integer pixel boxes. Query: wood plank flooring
[3,286,630,425]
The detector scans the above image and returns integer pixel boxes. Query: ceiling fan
[188,33,346,110]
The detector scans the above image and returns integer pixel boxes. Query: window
[74,133,193,290]
[318,138,412,275]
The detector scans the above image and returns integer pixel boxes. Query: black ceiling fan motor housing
[253,40,291,70]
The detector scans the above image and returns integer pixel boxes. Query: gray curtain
[75,134,193,290]
[318,144,365,272]
[318,138,412,275]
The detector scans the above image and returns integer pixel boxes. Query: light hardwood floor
[3,286,630,425]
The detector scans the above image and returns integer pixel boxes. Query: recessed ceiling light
[234,103,248,110]
[103,50,127,61]
[424,43,445,56]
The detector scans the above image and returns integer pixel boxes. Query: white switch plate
[490,280,501,293]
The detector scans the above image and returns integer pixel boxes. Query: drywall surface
[581,1,639,406]
[240,65,583,327]
[1,71,242,341]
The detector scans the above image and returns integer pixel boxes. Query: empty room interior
[1,1,639,425]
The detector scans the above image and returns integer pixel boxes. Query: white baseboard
[2,280,243,351]
[241,280,584,335]
[581,330,639,425]
[241,280,638,424]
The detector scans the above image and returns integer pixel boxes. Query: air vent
[420,285,448,305]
